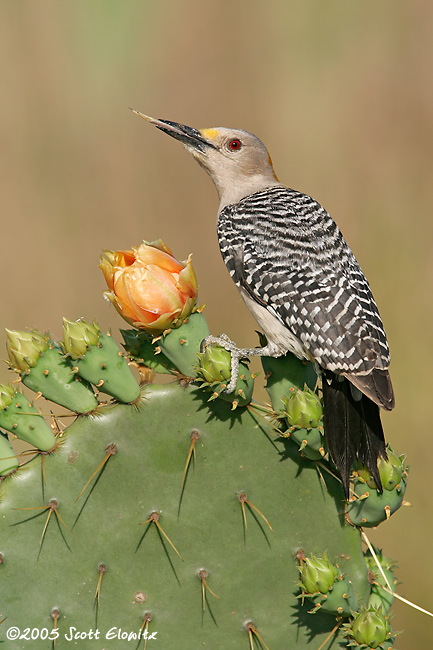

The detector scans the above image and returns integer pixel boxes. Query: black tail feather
[322,373,387,498]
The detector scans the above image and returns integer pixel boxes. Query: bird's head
[132,111,281,208]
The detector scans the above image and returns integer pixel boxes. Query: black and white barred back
[217,186,394,495]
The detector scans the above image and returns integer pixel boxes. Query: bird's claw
[224,375,238,394]
[200,334,240,392]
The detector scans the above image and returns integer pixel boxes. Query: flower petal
[146,239,175,257]
[129,265,184,317]
[99,256,115,291]
[133,309,182,332]
[134,243,184,273]
[177,254,198,299]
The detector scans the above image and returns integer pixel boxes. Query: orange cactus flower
[100,240,198,333]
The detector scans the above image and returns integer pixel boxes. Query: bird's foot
[200,334,285,394]
[200,334,243,393]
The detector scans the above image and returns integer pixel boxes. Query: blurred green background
[1,1,432,647]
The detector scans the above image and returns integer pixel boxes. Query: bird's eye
[228,139,242,151]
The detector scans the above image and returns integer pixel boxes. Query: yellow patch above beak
[199,128,219,141]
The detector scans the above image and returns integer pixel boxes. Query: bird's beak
[131,110,216,152]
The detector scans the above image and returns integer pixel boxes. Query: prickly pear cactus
[0,241,406,649]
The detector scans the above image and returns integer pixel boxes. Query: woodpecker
[133,111,395,497]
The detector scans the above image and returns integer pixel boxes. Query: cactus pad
[1,381,372,649]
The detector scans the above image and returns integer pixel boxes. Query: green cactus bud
[285,387,323,429]
[365,548,398,613]
[349,606,393,648]
[196,345,254,408]
[6,328,48,372]
[62,318,100,359]
[0,383,14,410]
[196,345,232,383]
[299,552,339,594]
[378,448,406,491]
[349,444,408,527]
[0,391,56,451]
[0,431,19,476]
[357,446,405,492]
